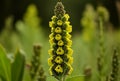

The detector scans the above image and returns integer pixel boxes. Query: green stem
[59,77,65,81]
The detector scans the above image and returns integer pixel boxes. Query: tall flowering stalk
[109,48,119,81]
[30,44,46,81]
[48,1,73,81]
[97,6,109,81]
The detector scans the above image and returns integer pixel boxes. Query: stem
[59,76,65,81]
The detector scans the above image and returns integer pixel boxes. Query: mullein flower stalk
[109,48,119,81]
[97,6,109,81]
[30,44,46,81]
[48,1,73,81]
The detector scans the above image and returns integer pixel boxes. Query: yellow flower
[66,39,72,47]
[58,40,64,46]
[66,25,72,33]
[67,48,73,56]
[55,65,63,73]
[48,49,54,56]
[49,21,55,27]
[49,38,54,45]
[65,21,70,26]
[51,27,54,32]
[67,56,73,64]
[49,33,54,38]
[66,33,71,39]
[56,47,64,55]
[51,16,57,21]
[55,27,62,33]
[55,34,62,40]
[64,14,70,20]
[55,56,63,64]
[48,57,53,66]
[67,64,73,75]
[49,65,53,75]
[57,20,63,26]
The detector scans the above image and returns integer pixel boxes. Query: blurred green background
[0,0,120,81]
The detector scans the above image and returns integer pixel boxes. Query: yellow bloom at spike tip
[55,34,62,40]
[51,16,57,21]
[56,47,64,55]
[55,65,63,73]
[55,56,63,64]
[55,27,62,33]
[64,14,70,20]
[57,20,63,26]
[58,40,64,46]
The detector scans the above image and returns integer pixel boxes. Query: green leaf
[11,49,25,81]
[66,75,85,81]
[0,45,11,81]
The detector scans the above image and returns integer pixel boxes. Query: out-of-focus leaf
[0,45,11,81]
[66,76,85,81]
[11,49,25,81]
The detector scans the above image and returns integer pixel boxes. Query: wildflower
[66,25,72,33]
[63,14,70,21]
[49,21,55,28]
[48,57,53,66]
[57,20,63,26]
[55,27,62,33]
[48,1,73,80]
[48,49,54,56]
[55,65,63,73]
[67,47,73,56]
[56,47,64,55]
[67,55,73,64]
[58,40,64,46]
[55,34,62,40]
[67,64,73,75]
[55,56,63,64]
[51,16,57,21]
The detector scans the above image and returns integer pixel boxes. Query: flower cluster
[48,1,73,80]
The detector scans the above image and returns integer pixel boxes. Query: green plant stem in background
[97,17,105,81]
[30,44,46,81]
[97,6,109,81]
[109,48,119,81]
